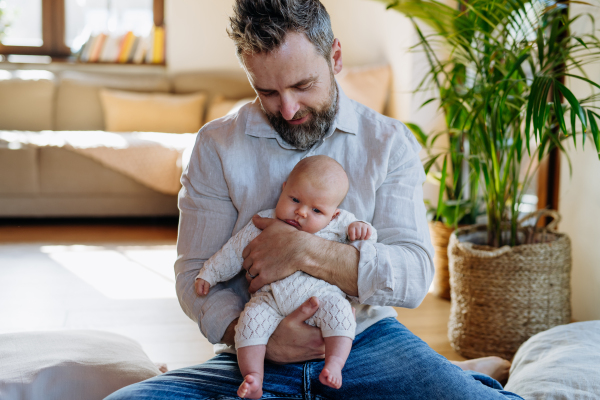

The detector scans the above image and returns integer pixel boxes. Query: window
[0,0,163,58]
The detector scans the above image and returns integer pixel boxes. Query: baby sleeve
[195,218,262,286]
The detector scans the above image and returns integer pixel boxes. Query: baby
[195,155,376,399]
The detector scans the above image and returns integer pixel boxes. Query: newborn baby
[196,155,376,399]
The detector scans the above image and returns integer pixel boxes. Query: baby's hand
[195,278,211,296]
[348,222,373,241]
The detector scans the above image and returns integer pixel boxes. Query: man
[108,1,521,398]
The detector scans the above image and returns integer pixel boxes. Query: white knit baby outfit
[196,209,377,349]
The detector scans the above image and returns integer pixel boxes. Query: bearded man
[107,1,522,399]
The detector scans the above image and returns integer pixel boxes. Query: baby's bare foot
[319,367,342,389]
[237,373,263,399]
[451,356,511,384]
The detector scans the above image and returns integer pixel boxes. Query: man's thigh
[106,354,306,400]
[309,317,522,400]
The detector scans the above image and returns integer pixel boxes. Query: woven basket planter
[447,211,572,360]
[428,221,455,300]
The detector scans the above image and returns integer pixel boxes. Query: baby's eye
[292,197,299,203]
[312,208,321,214]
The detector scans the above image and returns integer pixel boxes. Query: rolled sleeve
[353,127,435,308]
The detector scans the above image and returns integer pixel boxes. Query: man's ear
[331,38,343,75]
[331,209,341,221]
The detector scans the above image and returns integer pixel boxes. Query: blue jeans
[106,318,523,399]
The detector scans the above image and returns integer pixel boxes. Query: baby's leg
[320,336,352,389]
[235,292,284,399]
[237,345,266,399]
[306,292,357,390]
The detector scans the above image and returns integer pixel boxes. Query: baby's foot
[319,366,342,389]
[237,372,263,399]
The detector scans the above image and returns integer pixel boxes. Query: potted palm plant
[406,71,479,301]
[377,0,600,360]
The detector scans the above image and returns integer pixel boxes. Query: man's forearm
[302,236,360,297]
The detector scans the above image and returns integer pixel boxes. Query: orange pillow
[99,89,207,133]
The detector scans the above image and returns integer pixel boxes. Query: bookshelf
[75,25,166,66]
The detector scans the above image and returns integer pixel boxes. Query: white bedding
[505,321,600,400]
[0,130,197,195]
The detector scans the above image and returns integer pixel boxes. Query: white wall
[558,3,600,322]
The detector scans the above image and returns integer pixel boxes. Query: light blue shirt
[175,84,435,345]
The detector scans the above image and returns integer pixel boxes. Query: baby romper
[196,209,377,348]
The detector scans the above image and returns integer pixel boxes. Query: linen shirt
[175,83,435,346]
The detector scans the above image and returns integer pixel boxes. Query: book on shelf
[117,31,136,63]
[77,26,165,65]
[88,33,106,63]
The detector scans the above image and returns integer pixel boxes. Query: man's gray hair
[228,0,335,64]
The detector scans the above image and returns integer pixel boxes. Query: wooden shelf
[0,56,167,75]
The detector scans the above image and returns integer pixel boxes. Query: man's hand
[348,221,373,241]
[265,296,325,363]
[242,214,314,293]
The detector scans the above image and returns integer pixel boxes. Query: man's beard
[262,78,338,151]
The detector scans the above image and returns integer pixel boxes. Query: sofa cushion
[0,70,56,131]
[100,89,207,133]
[171,70,255,100]
[55,71,171,131]
[0,330,161,400]
[0,143,39,195]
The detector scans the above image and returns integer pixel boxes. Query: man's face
[242,32,342,150]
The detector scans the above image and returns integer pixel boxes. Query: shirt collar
[244,80,358,147]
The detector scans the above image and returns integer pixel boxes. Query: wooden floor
[0,218,464,369]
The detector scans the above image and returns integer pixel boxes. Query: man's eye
[260,91,276,97]
[297,84,312,91]
[292,198,299,203]
[313,208,321,214]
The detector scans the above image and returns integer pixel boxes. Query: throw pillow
[99,89,207,133]
[0,330,161,400]
[205,95,256,123]
[336,64,391,114]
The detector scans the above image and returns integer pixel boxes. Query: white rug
[0,243,215,370]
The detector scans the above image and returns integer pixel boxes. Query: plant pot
[447,212,571,360]
[428,221,455,300]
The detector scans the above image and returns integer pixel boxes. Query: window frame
[0,0,164,58]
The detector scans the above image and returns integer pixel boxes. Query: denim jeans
[106,318,523,399]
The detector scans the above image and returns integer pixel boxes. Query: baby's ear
[331,209,341,220]
[282,181,287,191]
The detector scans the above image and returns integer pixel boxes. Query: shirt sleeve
[175,127,248,344]
[350,125,435,309]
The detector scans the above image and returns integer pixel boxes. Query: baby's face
[275,175,340,234]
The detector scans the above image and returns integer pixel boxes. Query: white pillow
[505,321,600,399]
[0,330,161,400]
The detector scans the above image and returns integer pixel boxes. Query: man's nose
[280,94,300,121]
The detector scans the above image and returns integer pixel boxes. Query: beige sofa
[0,65,391,218]
[0,69,258,218]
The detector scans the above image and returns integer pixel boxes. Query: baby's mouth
[283,219,301,230]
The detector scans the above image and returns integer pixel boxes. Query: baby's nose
[296,206,308,218]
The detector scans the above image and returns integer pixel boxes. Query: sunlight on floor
[40,245,178,300]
